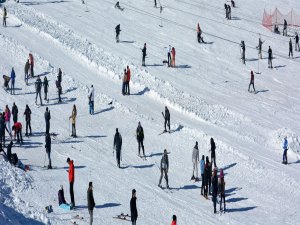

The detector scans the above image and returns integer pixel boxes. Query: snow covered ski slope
[0,0,300,224]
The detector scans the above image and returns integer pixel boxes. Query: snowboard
[60,203,71,210]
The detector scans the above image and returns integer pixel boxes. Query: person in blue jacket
[282,136,289,165]
[200,155,205,195]
[10,67,16,95]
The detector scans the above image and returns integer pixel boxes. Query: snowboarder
[130,189,138,225]
[58,185,68,207]
[268,46,273,68]
[88,85,94,115]
[126,66,131,95]
[12,122,23,144]
[200,155,205,195]
[35,76,43,105]
[115,24,121,43]
[224,4,228,19]
[289,38,293,58]
[45,133,52,169]
[210,137,216,167]
[113,128,122,168]
[69,105,77,137]
[58,68,62,84]
[167,45,172,67]
[136,122,145,157]
[256,35,264,59]
[56,77,62,103]
[44,107,51,134]
[211,168,218,213]
[154,0,157,7]
[248,71,256,92]
[24,59,30,85]
[3,75,10,90]
[240,40,245,64]
[171,47,176,67]
[171,215,177,225]
[158,149,169,188]
[282,136,288,164]
[142,43,147,66]
[3,7,7,27]
[197,23,204,43]
[227,5,231,20]
[218,168,226,211]
[24,105,32,136]
[4,105,12,138]
[191,141,199,180]
[114,1,124,10]
[29,53,34,77]
[67,157,75,208]
[87,182,95,225]
[122,69,127,95]
[10,68,16,95]
[162,106,170,132]
[43,76,49,101]
[295,33,299,51]
[283,19,287,36]
[231,0,235,7]
[12,102,18,124]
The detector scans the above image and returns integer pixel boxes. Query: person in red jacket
[12,122,23,144]
[67,157,75,208]
[126,66,131,95]
[171,47,176,67]
[248,70,255,92]
[171,215,177,225]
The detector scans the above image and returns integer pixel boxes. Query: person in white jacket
[88,85,94,115]
[191,141,199,180]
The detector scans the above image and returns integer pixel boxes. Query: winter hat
[219,169,224,178]
[132,189,136,195]
[172,215,177,221]
[66,157,70,163]
[89,182,93,187]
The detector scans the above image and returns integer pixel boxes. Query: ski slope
[0,0,300,224]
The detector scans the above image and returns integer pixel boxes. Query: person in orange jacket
[171,47,176,67]
[171,215,177,225]
[12,122,23,144]
[67,157,75,208]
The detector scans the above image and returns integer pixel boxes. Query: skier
[67,157,75,208]
[295,33,299,51]
[3,7,7,27]
[122,69,127,95]
[58,68,62,84]
[289,38,293,58]
[171,47,176,67]
[224,4,228,19]
[248,71,256,92]
[200,155,205,195]
[88,85,94,115]
[12,102,18,124]
[136,122,145,157]
[69,105,77,137]
[197,23,203,43]
[171,215,177,225]
[207,156,212,195]
[87,182,95,225]
[113,128,122,168]
[35,76,43,105]
[218,168,226,211]
[231,0,235,7]
[154,0,157,7]
[162,106,170,132]
[115,24,121,43]
[256,35,264,59]
[12,122,23,144]
[210,137,216,168]
[203,157,209,198]
[191,141,199,180]
[3,75,10,90]
[211,168,218,213]
[282,136,289,164]
[10,68,16,95]
[29,53,34,77]
[126,66,131,95]
[45,133,52,169]
[24,105,32,136]
[24,59,30,85]
[55,77,62,103]
[158,149,169,189]
[43,76,49,101]
[240,40,245,64]
[283,19,287,36]
[130,189,138,225]
[0,113,8,147]
[167,45,172,67]
[268,46,273,68]
[44,107,51,134]
[141,43,147,67]
[227,5,231,20]
[4,105,12,138]
[114,1,123,10]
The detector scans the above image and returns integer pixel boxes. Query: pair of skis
[113,213,131,221]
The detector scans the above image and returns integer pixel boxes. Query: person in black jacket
[136,122,145,157]
[24,105,32,136]
[158,149,169,188]
[43,76,49,101]
[142,43,147,66]
[87,182,95,225]
[268,46,273,68]
[24,60,30,85]
[115,24,121,43]
[162,106,170,132]
[130,189,138,225]
[295,33,299,51]
[0,113,7,147]
[240,40,245,64]
[6,141,13,163]
[113,128,122,168]
[44,107,51,134]
[210,137,216,167]
[211,168,218,213]
[45,133,52,169]
[12,102,18,123]
[289,38,293,58]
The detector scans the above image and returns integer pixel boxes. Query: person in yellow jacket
[69,105,77,137]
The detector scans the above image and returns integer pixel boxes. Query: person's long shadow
[170,184,200,191]
[147,152,163,158]
[222,163,237,171]
[121,164,154,169]
[94,106,114,115]
[131,87,150,96]
[226,206,257,212]
[95,203,121,209]
[226,197,248,203]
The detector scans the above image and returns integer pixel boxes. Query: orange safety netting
[262,8,300,30]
